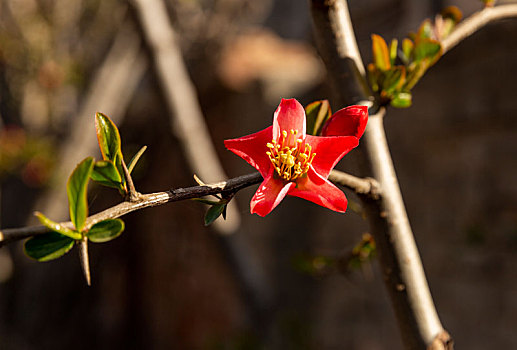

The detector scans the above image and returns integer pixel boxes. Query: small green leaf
[87,219,125,243]
[91,160,123,189]
[413,38,442,64]
[389,39,398,65]
[204,203,227,226]
[401,39,414,63]
[404,62,428,90]
[416,19,433,41]
[371,34,391,71]
[367,63,380,92]
[114,153,127,190]
[390,92,412,108]
[35,211,82,240]
[305,100,332,136]
[67,157,94,232]
[128,145,147,174]
[441,18,456,40]
[24,232,75,262]
[95,112,122,162]
[192,197,223,205]
[382,66,406,93]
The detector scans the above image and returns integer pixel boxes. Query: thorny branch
[0,170,379,247]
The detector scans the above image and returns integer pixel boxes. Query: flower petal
[224,126,273,178]
[305,134,359,179]
[321,105,368,138]
[251,175,295,217]
[289,168,348,213]
[273,98,306,140]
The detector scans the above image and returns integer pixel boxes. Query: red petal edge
[305,135,359,179]
[251,175,295,217]
[289,168,348,213]
[321,105,368,138]
[224,126,273,178]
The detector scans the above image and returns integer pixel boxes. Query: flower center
[266,129,316,181]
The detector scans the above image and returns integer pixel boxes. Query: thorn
[121,157,141,202]
[78,237,91,286]
[193,174,205,186]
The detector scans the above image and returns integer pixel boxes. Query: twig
[0,170,377,247]
[310,1,451,349]
[328,171,380,198]
[442,4,517,53]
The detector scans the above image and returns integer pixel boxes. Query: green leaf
[389,39,398,65]
[35,211,82,240]
[204,203,227,226]
[192,197,223,205]
[413,38,442,64]
[128,145,147,174]
[371,34,391,71]
[305,100,332,136]
[67,157,94,232]
[114,153,127,190]
[416,19,433,41]
[87,219,125,243]
[382,66,406,94]
[367,63,380,92]
[95,112,122,162]
[24,232,75,262]
[404,61,427,90]
[390,92,412,108]
[91,160,123,189]
[401,39,413,64]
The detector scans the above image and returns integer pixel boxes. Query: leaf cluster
[24,113,146,263]
[368,6,462,108]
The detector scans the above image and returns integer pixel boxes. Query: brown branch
[310,1,451,349]
[328,171,380,198]
[0,170,377,247]
[442,4,517,53]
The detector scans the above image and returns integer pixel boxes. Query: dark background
[0,0,516,349]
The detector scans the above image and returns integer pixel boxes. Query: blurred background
[1,0,516,349]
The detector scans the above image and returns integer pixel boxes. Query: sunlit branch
[0,170,378,247]
[310,1,451,349]
[442,4,517,53]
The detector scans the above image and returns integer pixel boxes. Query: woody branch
[310,0,450,349]
[0,170,379,247]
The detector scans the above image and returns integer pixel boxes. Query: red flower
[224,99,368,216]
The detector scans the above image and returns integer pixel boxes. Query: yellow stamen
[266,129,315,181]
